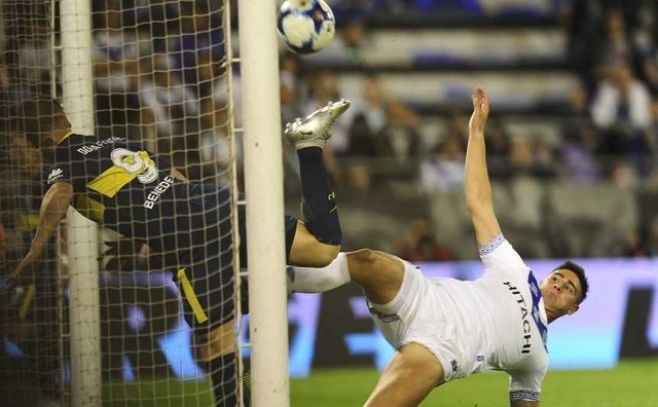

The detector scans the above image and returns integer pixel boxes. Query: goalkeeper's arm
[7,182,72,283]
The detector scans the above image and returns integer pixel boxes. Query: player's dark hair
[19,98,70,147]
[553,260,589,304]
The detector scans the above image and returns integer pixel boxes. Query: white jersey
[370,234,549,403]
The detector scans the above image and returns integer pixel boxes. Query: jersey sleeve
[45,152,71,185]
[478,233,529,278]
[45,146,84,188]
[508,365,546,403]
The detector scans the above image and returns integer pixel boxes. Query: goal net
[0,0,243,405]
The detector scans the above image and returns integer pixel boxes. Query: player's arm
[509,367,545,407]
[8,182,73,281]
[464,86,501,247]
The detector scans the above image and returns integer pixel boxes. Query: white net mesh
[0,0,242,405]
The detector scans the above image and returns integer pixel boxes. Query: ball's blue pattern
[277,0,334,54]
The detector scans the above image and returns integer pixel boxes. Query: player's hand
[468,86,490,134]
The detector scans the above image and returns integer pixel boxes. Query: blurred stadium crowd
[1,0,658,266]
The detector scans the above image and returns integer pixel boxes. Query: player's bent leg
[346,249,404,305]
[196,320,240,407]
[288,221,340,267]
[285,101,349,262]
[365,343,444,407]
[196,319,236,360]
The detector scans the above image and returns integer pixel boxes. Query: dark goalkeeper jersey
[44,133,184,243]
[43,133,242,331]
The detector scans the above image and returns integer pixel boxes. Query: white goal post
[238,0,291,406]
[60,0,102,405]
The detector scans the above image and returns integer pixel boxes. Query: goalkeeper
[288,87,590,407]
[7,97,350,406]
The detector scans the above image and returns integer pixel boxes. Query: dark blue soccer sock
[206,353,237,407]
[297,147,341,244]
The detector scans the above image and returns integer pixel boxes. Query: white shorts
[368,260,480,382]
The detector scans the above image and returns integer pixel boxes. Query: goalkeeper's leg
[196,321,239,407]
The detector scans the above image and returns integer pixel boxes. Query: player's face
[10,135,42,178]
[539,269,581,317]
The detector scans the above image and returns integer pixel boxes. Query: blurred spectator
[560,84,599,183]
[420,132,465,192]
[196,51,239,126]
[346,77,421,187]
[649,216,658,256]
[609,161,638,188]
[93,0,151,137]
[590,62,653,175]
[564,0,606,96]
[139,54,200,156]
[304,71,350,153]
[196,53,240,183]
[508,137,558,180]
[168,1,224,88]
[305,71,343,113]
[592,8,640,81]
[396,217,453,262]
[591,63,652,132]
[531,138,560,179]
[280,53,304,125]
[484,119,512,179]
[348,77,387,158]
[302,71,353,185]
[385,99,422,163]
[15,21,51,88]
[93,1,144,93]
[0,60,36,114]
[121,0,179,46]
[624,229,650,258]
[341,15,367,64]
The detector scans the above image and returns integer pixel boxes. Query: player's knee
[347,249,379,279]
[196,321,236,362]
[348,249,402,292]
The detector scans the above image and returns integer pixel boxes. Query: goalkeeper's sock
[297,147,342,245]
[287,252,351,293]
[207,353,237,407]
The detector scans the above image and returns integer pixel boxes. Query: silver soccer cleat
[285,99,351,149]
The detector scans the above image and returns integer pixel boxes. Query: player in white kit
[288,87,589,406]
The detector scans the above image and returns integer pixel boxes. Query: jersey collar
[56,131,74,145]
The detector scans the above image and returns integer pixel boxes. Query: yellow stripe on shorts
[177,268,208,324]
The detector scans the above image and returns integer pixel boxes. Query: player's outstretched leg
[285,100,350,267]
[365,343,444,407]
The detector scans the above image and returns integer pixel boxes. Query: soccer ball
[277,0,335,54]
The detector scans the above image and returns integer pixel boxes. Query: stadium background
[1,0,658,406]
